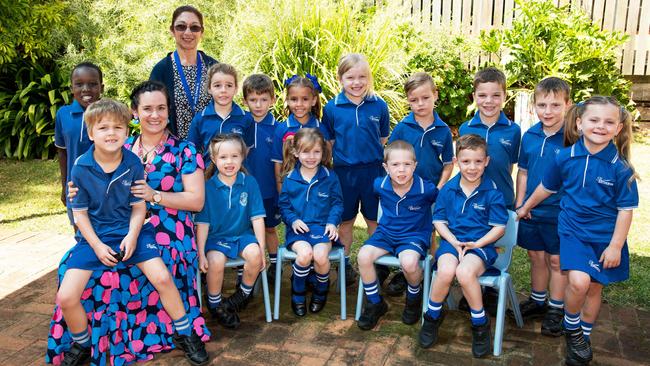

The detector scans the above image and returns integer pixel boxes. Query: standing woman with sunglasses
[150,5,217,140]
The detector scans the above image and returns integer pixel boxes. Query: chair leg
[261,269,272,322]
[422,256,431,318]
[273,249,283,320]
[339,249,346,320]
[507,275,524,328]
[493,276,509,357]
[355,275,364,321]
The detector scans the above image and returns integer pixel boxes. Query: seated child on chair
[418,134,508,359]
[356,140,438,330]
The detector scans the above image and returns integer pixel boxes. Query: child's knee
[455,265,479,285]
[313,251,330,267]
[57,289,79,310]
[400,257,420,275]
[548,255,561,272]
[148,270,174,289]
[245,245,263,270]
[436,265,456,283]
[357,248,374,267]
[296,250,313,266]
[568,275,590,295]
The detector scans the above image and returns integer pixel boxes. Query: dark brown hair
[170,5,204,30]
[455,134,488,157]
[534,77,571,102]
[473,67,506,94]
[243,74,275,99]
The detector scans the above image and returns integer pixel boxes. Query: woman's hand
[291,219,309,234]
[131,179,155,202]
[325,224,339,241]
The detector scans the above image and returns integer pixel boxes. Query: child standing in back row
[517,96,638,366]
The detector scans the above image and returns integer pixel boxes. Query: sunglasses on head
[173,24,203,33]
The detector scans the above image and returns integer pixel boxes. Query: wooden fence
[404,0,650,76]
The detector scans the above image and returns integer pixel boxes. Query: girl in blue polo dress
[278,128,344,316]
[195,134,266,329]
[517,96,639,366]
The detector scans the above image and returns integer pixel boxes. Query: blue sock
[581,320,593,341]
[292,263,310,302]
[426,299,442,319]
[269,253,277,265]
[345,255,351,267]
[173,314,192,336]
[406,282,421,300]
[530,290,547,306]
[563,310,581,331]
[207,292,222,309]
[363,280,382,304]
[71,329,91,348]
[548,298,564,309]
[470,307,488,326]
[240,281,253,296]
[314,272,329,300]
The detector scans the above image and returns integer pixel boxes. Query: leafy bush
[480,0,632,109]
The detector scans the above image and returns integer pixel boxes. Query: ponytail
[281,134,298,178]
[563,103,583,147]
[615,106,639,184]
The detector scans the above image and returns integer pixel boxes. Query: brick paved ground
[0,230,648,365]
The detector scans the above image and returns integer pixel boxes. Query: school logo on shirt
[472,203,486,211]
[265,136,273,144]
[588,260,601,273]
[554,148,561,155]
[317,191,329,198]
[596,177,614,187]
[430,140,443,148]
[369,115,380,123]
[408,205,421,211]
[239,192,248,206]
[121,179,130,186]
[232,127,243,134]
[499,138,512,147]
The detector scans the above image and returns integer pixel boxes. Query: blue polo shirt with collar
[54,100,93,181]
[278,165,344,227]
[195,172,266,243]
[374,174,438,245]
[433,174,508,243]
[542,138,638,243]
[459,111,521,208]
[244,112,278,199]
[69,145,145,242]
[518,122,564,221]
[322,92,390,166]
[188,101,253,161]
[270,114,330,163]
[388,111,454,184]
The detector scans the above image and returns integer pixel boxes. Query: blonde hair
[404,72,437,96]
[204,134,248,179]
[383,140,416,163]
[337,53,373,96]
[207,62,238,87]
[281,128,332,177]
[84,98,131,131]
[564,96,638,183]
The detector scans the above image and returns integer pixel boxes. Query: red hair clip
[283,131,296,143]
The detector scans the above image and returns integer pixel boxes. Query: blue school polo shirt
[518,122,564,221]
[69,145,145,241]
[433,174,508,243]
[542,138,639,243]
[270,114,330,163]
[388,111,454,184]
[244,112,278,199]
[54,100,93,181]
[374,174,438,244]
[278,165,344,227]
[459,111,521,207]
[195,172,266,242]
[322,92,390,166]
[187,101,253,160]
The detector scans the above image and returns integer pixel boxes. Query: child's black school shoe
[418,311,445,348]
[384,271,407,297]
[61,342,91,366]
[172,331,210,366]
[309,289,328,313]
[541,307,564,337]
[564,328,592,366]
[223,288,250,313]
[471,317,492,358]
[291,291,308,317]
[357,299,388,330]
[208,305,240,329]
[402,291,423,325]
[515,298,547,319]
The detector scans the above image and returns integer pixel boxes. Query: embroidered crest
[240,192,248,206]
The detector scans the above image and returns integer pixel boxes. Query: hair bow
[282,131,296,143]
[576,101,585,107]
[284,75,299,87]
[305,73,322,93]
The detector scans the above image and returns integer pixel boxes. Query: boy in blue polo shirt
[515,77,571,335]
[322,53,391,285]
[55,62,103,231]
[242,73,281,283]
[356,140,438,330]
[418,134,508,358]
[459,67,521,210]
[188,63,252,162]
[56,99,208,366]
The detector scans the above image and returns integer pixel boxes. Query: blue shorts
[559,234,629,285]
[334,163,383,222]
[517,219,560,255]
[263,197,281,228]
[285,224,343,249]
[363,230,427,258]
[66,224,160,271]
[205,233,259,260]
[435,240,498,269]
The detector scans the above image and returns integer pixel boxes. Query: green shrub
[480,0,633,110]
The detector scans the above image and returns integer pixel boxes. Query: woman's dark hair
[130,80,169,110]
[170,5,204,30]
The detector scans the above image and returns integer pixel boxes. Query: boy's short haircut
[473,67,506,93]
[455,134,487,157]
[404,72,437,95]
[534,77,571,102]
[84,99,131,131]
[384,140,416,162]
[71,62,103,84]
[243,74,275,99]
[207,63,238,86]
